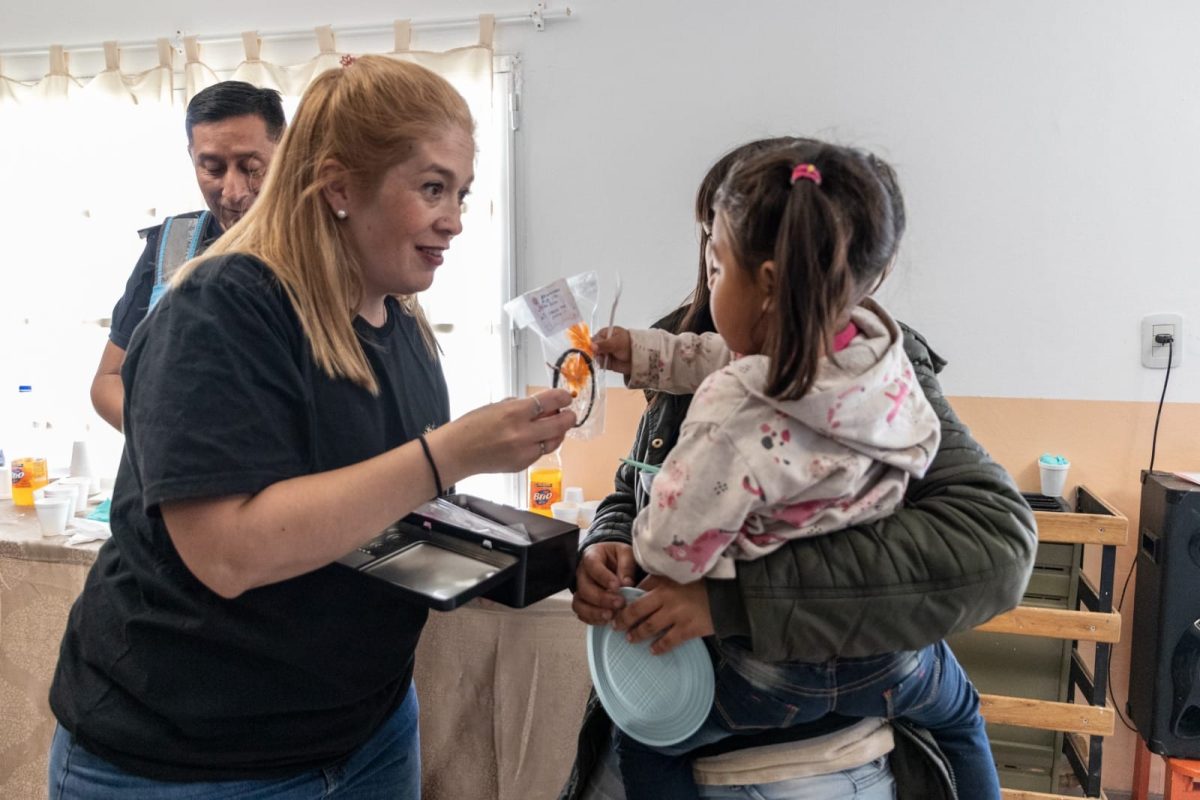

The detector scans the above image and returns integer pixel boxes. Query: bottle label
[531,483,555,508]
[11,458,47,488]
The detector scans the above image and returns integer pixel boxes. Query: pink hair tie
[790,163,822,186]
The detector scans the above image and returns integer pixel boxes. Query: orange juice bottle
[11,457,48,506]
[529,448,563,516]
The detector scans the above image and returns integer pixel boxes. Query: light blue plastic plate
[586,586,715,747]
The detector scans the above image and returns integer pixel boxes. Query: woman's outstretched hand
[429,389,576,481]
[572,542,638,625]
[592,326,632,376]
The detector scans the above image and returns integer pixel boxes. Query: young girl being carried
[592,140,1001,800]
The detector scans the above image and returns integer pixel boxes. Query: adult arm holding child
[580,322,1035,660]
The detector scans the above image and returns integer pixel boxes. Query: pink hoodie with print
[628,300,940,583]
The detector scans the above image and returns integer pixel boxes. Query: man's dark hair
[185,81,286,144]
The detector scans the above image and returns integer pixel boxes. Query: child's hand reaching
[614,574,714,655]
[592,326,632,376]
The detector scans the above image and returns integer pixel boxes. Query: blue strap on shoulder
[150,210,211,310]
[185,210,211,260]
[154,216,175,287]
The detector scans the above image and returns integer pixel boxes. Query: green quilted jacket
[559,322,1037,800]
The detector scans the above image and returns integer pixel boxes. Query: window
[424,56,521,503]
[0,50,521,505]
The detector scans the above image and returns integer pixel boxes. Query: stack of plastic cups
[70,440,100,495]
[578,500,601,531]
[551,486,585,525]
[56,477,91,515]
[43,482,81,516]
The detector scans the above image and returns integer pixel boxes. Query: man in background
[90,81,285,430]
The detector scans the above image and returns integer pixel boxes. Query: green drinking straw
[619,457,661,474]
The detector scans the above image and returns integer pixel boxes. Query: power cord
[1148,334,1174,475]
[1112,333,1176,731]
[1111,557,1139,732]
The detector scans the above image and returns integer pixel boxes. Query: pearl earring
[335,209,348,220]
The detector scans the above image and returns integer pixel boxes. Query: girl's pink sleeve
[627,330,732,394]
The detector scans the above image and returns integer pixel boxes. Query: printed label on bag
[523,279,582,338]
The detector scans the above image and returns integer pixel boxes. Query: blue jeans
[49,683,421,799]
[583,729,894,800]
[617,640,996,800]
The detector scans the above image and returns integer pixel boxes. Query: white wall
[4,0,1197,403]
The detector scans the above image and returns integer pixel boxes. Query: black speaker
[1129,472,1200,757]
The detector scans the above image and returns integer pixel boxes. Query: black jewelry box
[336,494,580,610]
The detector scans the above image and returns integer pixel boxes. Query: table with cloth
[0,498,592,800]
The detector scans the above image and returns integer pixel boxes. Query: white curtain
[0,18,498,486]
[0,16,495,310]
[0,18,495,106]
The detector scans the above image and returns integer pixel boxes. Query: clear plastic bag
[504,272,606,440]
[415,498,531,544]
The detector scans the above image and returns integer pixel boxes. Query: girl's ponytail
[767,164,854,400]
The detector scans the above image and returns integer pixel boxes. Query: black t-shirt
[108,211,222,350]
[50,254,450,780]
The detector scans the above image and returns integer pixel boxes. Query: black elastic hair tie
[417,434,444,497]
[551,348,597,427]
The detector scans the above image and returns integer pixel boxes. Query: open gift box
[337,494,580,610]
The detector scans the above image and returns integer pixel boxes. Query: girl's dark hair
[715,141,905,400]
[670,137,814,336]
[645,139,815,411]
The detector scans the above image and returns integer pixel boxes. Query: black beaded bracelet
[417,434,444,497]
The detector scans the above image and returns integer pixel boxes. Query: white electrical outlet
[1142,313,1183,369]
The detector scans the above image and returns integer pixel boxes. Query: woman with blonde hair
[48,56,574,799]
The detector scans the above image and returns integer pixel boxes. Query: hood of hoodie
[724,299,939,476]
